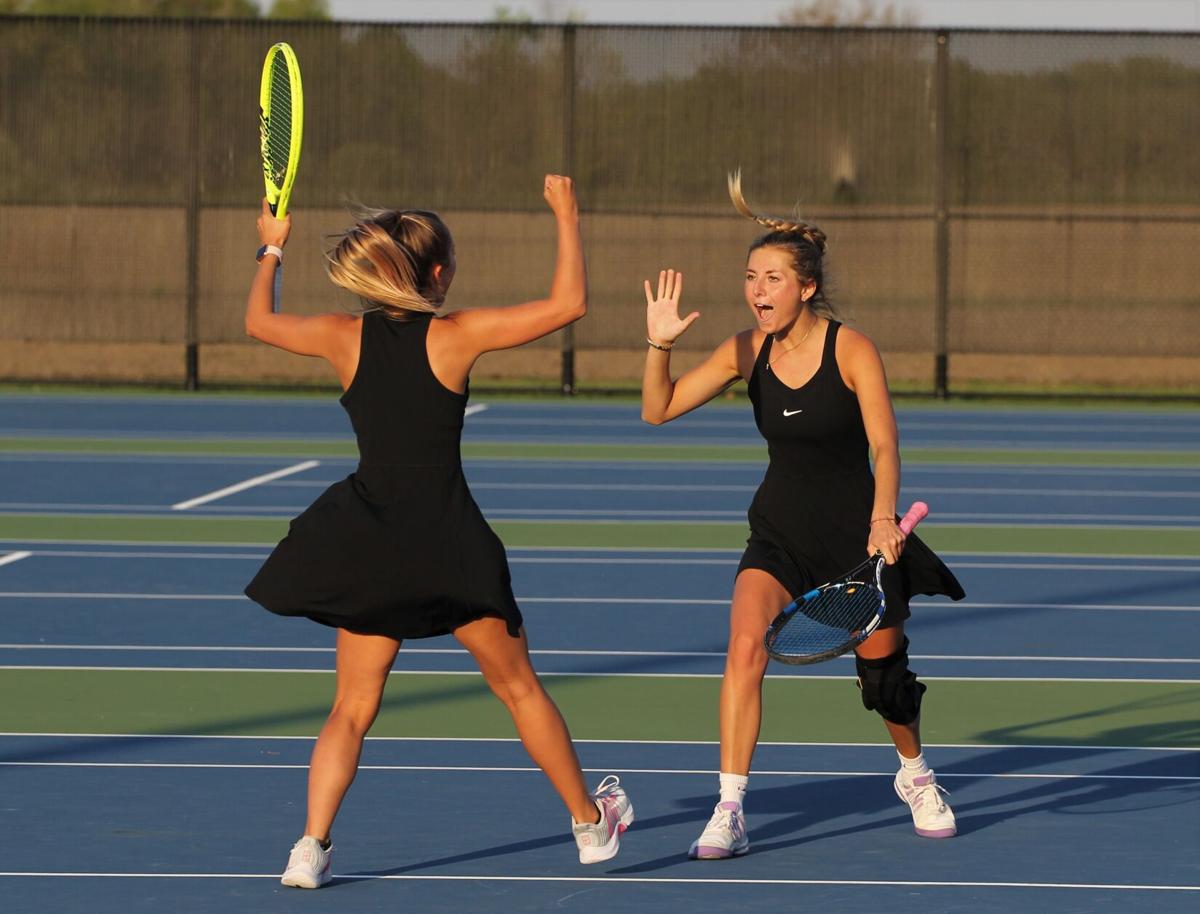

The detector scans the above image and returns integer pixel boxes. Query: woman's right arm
[641,269,745,425]
[244,198,360,388]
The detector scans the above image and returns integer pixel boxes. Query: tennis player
[244,176,632,887]
[640,173,965,859]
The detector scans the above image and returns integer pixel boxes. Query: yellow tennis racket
[259,43,303,312]
[260,41,303,219]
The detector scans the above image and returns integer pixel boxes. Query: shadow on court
[344,762,1191,880]
[974,687,1200,749]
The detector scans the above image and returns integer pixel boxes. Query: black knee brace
[855,637,926,725]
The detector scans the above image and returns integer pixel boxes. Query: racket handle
[897,501,929,535]
[267,198,282,312]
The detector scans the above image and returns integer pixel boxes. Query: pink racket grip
[897,502,929,535]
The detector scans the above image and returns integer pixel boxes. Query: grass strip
[2,669,1196,748]
[1,513,1197,556]
[2,435,1199,468]
[0,513,1197,556]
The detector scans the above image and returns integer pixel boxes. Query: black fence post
[934,29,950,399]
[184,23,201,391]
[559,23,577,396]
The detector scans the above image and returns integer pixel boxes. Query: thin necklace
[766,313,819,372]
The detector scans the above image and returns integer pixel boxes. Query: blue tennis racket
[764,502,928,665]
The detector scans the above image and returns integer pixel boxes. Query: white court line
[912,601,1200,613]
[0,592,1197,613]
[464,403,487,417]
[273,480,1200,499]
[487,509,749,518]
[513,517,1192,529]
[275,480,759,492]
[934,512,1200,524]
[2,762,1194,782]
[3,644,1198,665]
[507,558,1200,571]
[5,550,273,560]
[0,872,1194,891]
[2,541,1197,567]
[0,590,1195,611]
[0,551,31,568]
[507,555,1200,570]
[470,506,1200,520]
[923,486,1200,499]
[917,561,1200,572]
[904,465,1200,478]
[3,665,1197,683]
[0,592,247,600]
[170,460,320,511]
[0,503,172,512]
[5,732,1196,752]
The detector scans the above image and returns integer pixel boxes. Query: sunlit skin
[246,178,605,839]
[642,250,921,776]
[743,245,817,342]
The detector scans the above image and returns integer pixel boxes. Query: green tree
[3,0,261,16]
[491,1,583,23]
[265,0,328,19]
[779,0,919,26]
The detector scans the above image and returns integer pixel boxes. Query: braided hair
[727,169,834,318]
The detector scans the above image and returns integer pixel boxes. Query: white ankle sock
[898,751,931,778]
[718,772,748,806]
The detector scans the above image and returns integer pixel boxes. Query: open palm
[644,269,699,345]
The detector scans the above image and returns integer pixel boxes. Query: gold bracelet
[870,516,894,524]
[647,337,673,352]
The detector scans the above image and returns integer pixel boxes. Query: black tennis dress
[245,311,523,640]
[738,321,964,625]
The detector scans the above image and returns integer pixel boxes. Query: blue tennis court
[1,394,1198,912]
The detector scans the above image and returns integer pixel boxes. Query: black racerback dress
[245,310,523,640]
[737,321,964,625]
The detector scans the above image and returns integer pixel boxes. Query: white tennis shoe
[280,835,332,888]
[895,769,957,838]
[688,801,750,859]
[572,775,634,864]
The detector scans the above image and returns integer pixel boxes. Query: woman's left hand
[868,518,906,565]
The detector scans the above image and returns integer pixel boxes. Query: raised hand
[644,269,699,347]
[543,174,578,220]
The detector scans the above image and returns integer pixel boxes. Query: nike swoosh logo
[782,409,803,417]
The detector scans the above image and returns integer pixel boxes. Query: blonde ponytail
[326,208,454,319]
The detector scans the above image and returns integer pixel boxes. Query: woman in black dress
[641,173,964,860]
[245,177,632,887]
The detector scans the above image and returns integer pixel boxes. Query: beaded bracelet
[646,338,673,352]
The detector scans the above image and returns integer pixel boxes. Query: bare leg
[856,623,922,758]
[454,617,597,824]
[718,570,793,775]
[303,628,400,840]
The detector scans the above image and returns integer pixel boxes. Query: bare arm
[641,269,751,424]
[438,175,586,359]
[244,198,359,387]
[839,328,904,564]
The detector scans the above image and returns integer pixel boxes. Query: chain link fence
[1,17,1196,395]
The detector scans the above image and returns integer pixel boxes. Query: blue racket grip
[781,586,821,617]
[267,199,282,313]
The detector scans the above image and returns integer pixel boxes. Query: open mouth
[753,302,774,322]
